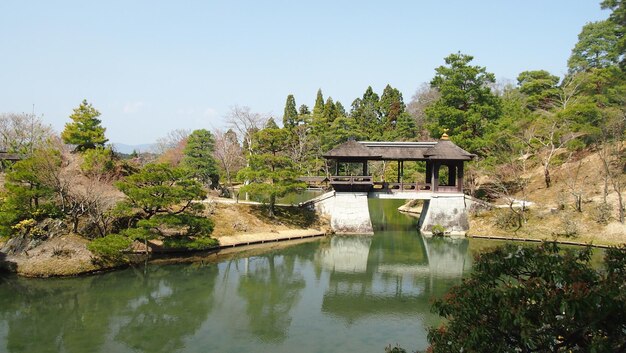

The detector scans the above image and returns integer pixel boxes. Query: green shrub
[427,243,626,352]
[431,224,446,236]
[87,234,132,260]
[162,236,218,250]
[81,147,115,176]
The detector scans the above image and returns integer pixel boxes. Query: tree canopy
[182,129,219,188]
[427,242,626,352]
[425,52,501,152]
[61,99,108,151]
[238,124,305,216]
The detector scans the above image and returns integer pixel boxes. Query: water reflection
[317,200,473,326]
[0,199,480,353]
[0,263,218,353]
[115,264,218,352]
[237,254,305,343]
[423,237,471,278]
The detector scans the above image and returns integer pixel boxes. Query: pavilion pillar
[362,161,368,176]
[432,161,440,193]
[335,161,339,176]
[425,161,432,186]
[400,161,404,189]
[457,162,464,192]
[448,163,457,188]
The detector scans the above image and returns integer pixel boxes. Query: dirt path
[216,228,325,247]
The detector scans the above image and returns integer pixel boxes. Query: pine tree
[61,99,108,151]
[351,86,383,140]
[182,129,219,187]
[238,126,305,217]
[378,84,406,130]
[425,52,501,152]
[335,101,346,117]
[298,104,310,116]
[323,97,338,124]
[313,89,325,117]
[283,94,298,129]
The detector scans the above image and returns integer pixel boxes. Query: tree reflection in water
[237,253,305,343]
[0,262,218,353]
[115,263,218,352]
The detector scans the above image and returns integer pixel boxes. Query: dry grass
[471,146,625,246]
[5,234,103,277]
[210,202,326,238]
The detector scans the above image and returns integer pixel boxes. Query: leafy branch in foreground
[426,242,626,353]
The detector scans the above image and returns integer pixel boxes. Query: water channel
[0,199,499,353]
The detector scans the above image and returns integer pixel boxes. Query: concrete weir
[309,191,476,236]
[312,192,374,234]
[418,194,468,236]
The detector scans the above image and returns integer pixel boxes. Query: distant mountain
[110,143,156,154]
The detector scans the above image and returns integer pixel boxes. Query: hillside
[470,144,625,246]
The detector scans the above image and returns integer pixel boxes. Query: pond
[0,199,498,353]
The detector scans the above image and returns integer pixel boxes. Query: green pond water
[0,199,503,353]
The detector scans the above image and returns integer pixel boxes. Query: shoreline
[467,234,617,249]
[0,228,328,278]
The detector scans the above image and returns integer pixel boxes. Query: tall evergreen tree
[378,84,406,130]
[282,94,298,129]
[425,52,501,152]
[568,20,622,73]
[61,99,108,151]
[182,129,219,187]
[322,97,338,123]
[334,101,346,117]
[312,89,325,123]
[602,0,626,67]
[351,86,383,140]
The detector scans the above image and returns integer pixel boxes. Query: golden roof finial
[441,128,449,140]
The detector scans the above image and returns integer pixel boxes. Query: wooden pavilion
[322,134,475,193]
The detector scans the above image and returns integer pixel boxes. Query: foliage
[602,0,626,68]
[182,129,219,187]
[431,224,445,236]
[87,234,133,260]
[116,163,205,219]
[568,20,622,73]
[81,146,115,177]
[283,94,299,129]
[238,125,305,216]
[425,52,501,153]
[162,235,218,250]
[0,147,63,236]
[517,70,560,110]
[61,99,108,151]
[427,242,626,352]
[115,163,213,241]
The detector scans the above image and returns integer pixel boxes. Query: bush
[426,243,626,352]
[162,236,218,250]
[87,234,133,260]
[431,224,446,236]
[494,209,518,230]
[81,147,115,176]
[593,202,613,225]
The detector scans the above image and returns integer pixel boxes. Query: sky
[0,1,610,145]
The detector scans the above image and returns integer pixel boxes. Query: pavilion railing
[329,176,374,185]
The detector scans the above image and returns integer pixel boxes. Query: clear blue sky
[0,1,609,145]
